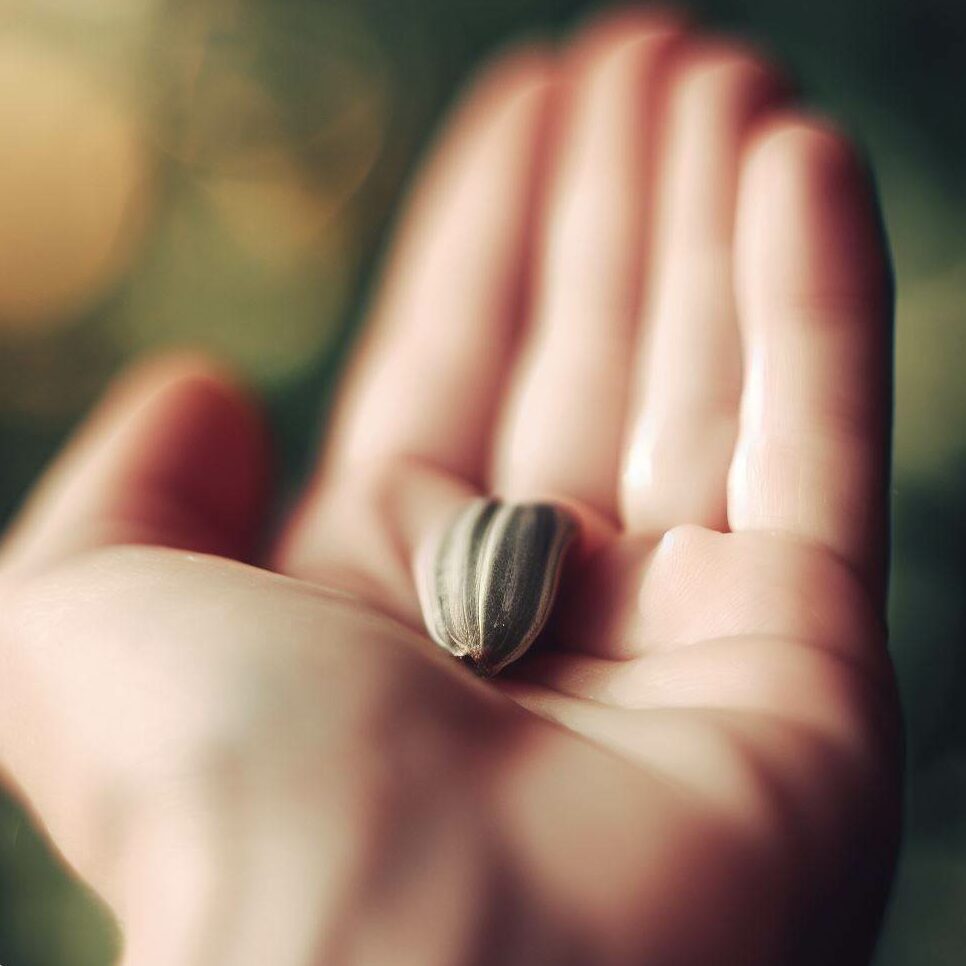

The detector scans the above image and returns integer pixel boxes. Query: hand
[0,9,899,966]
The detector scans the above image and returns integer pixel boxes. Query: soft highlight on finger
[277,49,559,594]
[491,14,685,519]
[323,49,558,485]
[728,116,892,599]
[622,43,791,534]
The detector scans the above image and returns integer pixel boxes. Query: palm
[272,12,898,962]
[0,11,898,966]
[275,522,895,963]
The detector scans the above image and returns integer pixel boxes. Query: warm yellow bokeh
[0,34,151,332]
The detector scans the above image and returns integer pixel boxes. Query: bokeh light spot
[0,35,151,333]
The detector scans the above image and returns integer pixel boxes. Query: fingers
[727,117,893,599]
[280,12,892,643]
[621,44,790,533]
[324,50,558,485]
[492,14,684,519]
[277,51,558,587]
[0,355,269,576]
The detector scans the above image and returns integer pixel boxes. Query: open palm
[0,10,898,966]
[278,9,899,961]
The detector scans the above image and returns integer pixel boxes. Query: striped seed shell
[417,499,577,677]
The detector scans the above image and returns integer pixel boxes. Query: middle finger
[492,12,685,521]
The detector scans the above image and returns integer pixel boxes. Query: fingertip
[744,113,867,196]
[121,353,271,547]
[454,42,559,129]
[102,350,270,481]
[2,352,272,573]
[100,351,259,427]
[560,4,688,96]
[401,42,559,256]
[406,44,558,224]
[668,38,795,119]
[738,112,891,311]
[565,5,690,59]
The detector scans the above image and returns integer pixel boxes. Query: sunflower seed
[417,499,577,677]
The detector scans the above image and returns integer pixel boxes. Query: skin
[0,10,899,966]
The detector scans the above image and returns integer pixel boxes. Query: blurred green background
[0,0,964,962]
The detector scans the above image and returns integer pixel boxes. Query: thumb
[0,354,270,576]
